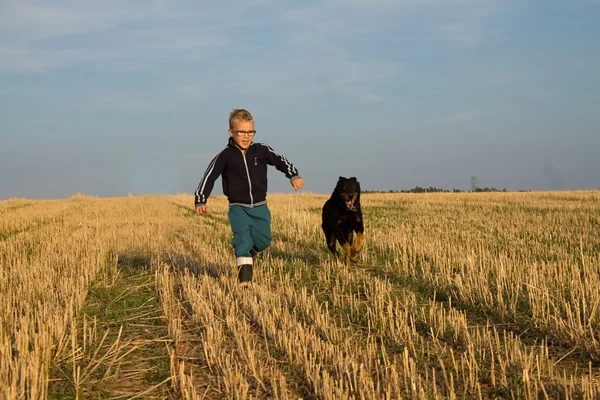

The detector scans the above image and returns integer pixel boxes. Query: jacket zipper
[241,150,254,207]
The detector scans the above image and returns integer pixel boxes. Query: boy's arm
[261,144,301,181]
[194,150,226,207]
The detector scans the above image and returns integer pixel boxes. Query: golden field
[1,191,600,399]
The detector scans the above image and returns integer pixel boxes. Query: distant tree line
[363,186,532,194]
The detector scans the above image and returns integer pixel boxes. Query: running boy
[194,109,304,285]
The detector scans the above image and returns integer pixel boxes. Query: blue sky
[1,0,599,199]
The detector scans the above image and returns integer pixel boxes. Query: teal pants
[228,204,272,264]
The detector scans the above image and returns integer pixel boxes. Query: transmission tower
[470,176,479,191]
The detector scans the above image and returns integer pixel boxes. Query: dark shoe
[238,264,253,285]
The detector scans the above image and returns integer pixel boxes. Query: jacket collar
[228,137,254,151]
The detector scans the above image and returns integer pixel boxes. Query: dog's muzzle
[338,198,358,212]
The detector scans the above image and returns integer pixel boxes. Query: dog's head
[334,176,361,211]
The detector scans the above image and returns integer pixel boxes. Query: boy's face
[229,119,255,150]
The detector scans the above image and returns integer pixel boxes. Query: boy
[194,109,304,285]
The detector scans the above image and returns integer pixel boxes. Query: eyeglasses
[233,130,256,137]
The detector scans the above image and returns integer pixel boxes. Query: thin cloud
[283,0,516,42]
[87,94,162,111]
[446,110,477,122]
[275,0,517,100]
[438,22,506,46]
[0,0,522,105]
[179,153,218,162]
[1,0,517,70]
[0,1,156,42]
[0,1,251,71]
[178,85,206,97]
[327,62,401,102]
[485,73,515,86]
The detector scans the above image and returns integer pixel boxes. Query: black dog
[321,176,365,265]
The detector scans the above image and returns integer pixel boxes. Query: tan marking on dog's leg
[353,232,364,254]
[343,242,358,264]
[342,242,351,264]
[348,232,357,256]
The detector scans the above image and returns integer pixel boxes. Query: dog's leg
[338,229,358,264]
[352,215,365,257]
[342,242,357,264]
[353,231,364,255]
[348,231,358,257]
[326,230,340,261]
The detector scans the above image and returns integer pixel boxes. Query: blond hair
[229,109,254,129]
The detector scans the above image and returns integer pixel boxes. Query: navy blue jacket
[195,137,300,207]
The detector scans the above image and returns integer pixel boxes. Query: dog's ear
[338,176,345,181]
[350,177,357,182]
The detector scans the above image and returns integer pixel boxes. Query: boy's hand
[196,205,208,214]
[291,177,304,191]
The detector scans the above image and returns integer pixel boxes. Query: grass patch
[48,253,173,399]
[0,228,23,241]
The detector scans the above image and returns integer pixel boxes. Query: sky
[1,0,599,199]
